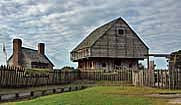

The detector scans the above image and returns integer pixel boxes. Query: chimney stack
[38,43,45,55]
[13,39,22,66]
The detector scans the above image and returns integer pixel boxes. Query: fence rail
[0,85,86,102]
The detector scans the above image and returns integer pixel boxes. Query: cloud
[0,0,180,69]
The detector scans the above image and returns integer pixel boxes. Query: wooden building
[71,17,149,71]
[8,39,54,70]
[169,50,181,70]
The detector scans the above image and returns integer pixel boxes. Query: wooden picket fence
[79,69,133,83]
[132,69,181,89]
[0,65,181,89]
[0,65,133,88]
[0,65,79,88]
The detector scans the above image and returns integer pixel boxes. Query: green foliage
[25,68,50,74]
[61,66,76,71]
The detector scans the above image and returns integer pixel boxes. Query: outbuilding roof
[8,47,54,66]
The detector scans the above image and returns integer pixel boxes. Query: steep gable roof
[72,18,117,52]
[72,17,148,52]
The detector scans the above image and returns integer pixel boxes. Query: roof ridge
[21,47,37,51]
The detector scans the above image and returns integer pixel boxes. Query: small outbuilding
[8,39,54,70]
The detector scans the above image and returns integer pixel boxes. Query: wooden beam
[144,54,170,58]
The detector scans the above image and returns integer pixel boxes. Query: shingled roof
[8,47,54,66]
[72,17,148,52]
[72,18,117,52]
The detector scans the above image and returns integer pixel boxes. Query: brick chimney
[13,39,22,66]
[38,43,45,55]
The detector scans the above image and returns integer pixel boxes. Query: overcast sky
[0,0,180,69]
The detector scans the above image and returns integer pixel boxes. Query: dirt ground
[146,94,181,104]
[169,98,181,104]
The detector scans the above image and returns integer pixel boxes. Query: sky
[0,0,180,69]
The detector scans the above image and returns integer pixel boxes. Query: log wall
[91,19,148,58]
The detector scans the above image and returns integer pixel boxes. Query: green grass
[4,86,180,105]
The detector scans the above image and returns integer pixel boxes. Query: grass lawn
[3,86,181,105]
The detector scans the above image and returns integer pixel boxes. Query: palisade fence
[0,65,132,88]
[79,69,133,83]
[132,69,181,89]
[0,65,181,89]
[0,65,79,88]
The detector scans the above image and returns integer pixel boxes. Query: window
[79,63,83,68]
[117,28,125,35]
[118,29,124,34]
[90,62,92,68]
[102,63,106,67]
[129,63,133,68]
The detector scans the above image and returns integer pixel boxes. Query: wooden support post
[161,70,163,88]
[157,70,159,88]
[147,56,149,70]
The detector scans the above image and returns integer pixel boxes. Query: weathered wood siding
[78,58,139,71]
[71,48,90,61]
[91,19,148,59]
